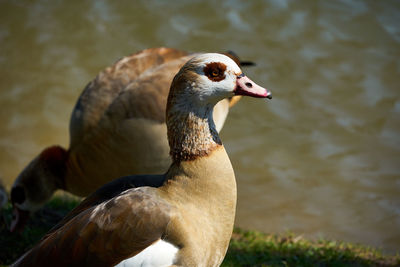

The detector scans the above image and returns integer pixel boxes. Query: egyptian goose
[10,47,251,231]
[12,53,271,266]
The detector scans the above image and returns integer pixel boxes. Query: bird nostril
[11,186,25,204]
[245,82,252,88]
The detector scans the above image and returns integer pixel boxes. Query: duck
[12,53,271,266]
[10,47,253,232]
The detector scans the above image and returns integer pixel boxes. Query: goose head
[168,53,271,108]
[166,53,271,162]
[10,145,67,232]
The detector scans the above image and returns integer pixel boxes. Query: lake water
[0,0,399,254]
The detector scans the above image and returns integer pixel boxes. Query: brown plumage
[10,48,250,231]
[13,53,271,266]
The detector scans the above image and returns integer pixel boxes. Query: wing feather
[14,188,172,266]
[46,174,166,237]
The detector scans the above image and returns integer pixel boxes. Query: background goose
[10,47,251,232]
[13,53,271,267]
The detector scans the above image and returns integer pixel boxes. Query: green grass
[0,196,80,265]
[0,197,399,266]
[223,229,399,267]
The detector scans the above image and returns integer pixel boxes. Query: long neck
[167,98,222,163]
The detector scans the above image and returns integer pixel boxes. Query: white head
[185,53,242,103]
[166,53,271,162]
[168,53,271,108]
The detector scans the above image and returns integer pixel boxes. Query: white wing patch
[115,239,178,267]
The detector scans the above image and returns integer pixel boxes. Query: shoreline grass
[1,197,398,266]
[224,229,399,266]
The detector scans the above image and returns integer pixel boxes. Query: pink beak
[235,74,272,99]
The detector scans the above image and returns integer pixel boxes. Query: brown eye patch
[203,62,227,82]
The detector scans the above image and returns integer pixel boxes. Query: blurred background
[0,0,399,254]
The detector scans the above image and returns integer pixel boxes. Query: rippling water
[0,0,399,254]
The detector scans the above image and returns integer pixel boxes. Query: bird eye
[203,62,227,82]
